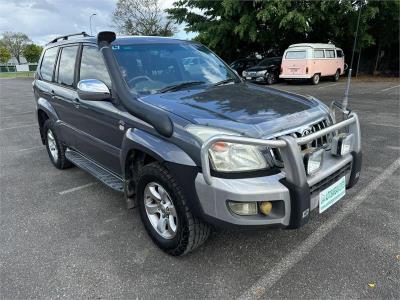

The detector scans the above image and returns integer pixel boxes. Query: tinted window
[336,50,344,58]
[314,50,325,58]
[57,46,78,86]
[79,46,111,87]
[40,47,58,81]
[285,51,306,59]
[326,50,335,58]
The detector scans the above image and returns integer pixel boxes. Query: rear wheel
[311,73,320,85]
[44,120,72,170]
[333,69,340,82]
[137,162,211,256]
[266,73,276,85]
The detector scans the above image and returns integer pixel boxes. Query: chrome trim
[200,113,359,185]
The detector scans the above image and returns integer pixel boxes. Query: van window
[285,51,306,59]
[325,50,335,58]
[314,50,325,58]
[57,46,79,87]
[40,47,58,81]
[79,46,111,87]
[336,50,344,58]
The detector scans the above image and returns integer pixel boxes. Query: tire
[333,69,340,82]
[266,73,276,85]
[311,73,320,85]
[43,119,73,169]
[137,162,210,256]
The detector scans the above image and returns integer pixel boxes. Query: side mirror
[77,79,110,101]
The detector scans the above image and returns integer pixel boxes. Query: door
[325,49,336,75]
[73,45,124,175]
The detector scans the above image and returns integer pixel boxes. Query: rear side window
[285,51,306,59]
[57,46,79,87]
[336,50,344,58]
[325,50,335,58]
[314,50,325,58]
[40,47,58,81]
[79,46,111,87]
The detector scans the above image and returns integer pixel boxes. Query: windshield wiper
[159,81,205,93]
[213,78,237,86]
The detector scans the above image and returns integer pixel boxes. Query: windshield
[112,43,237,94]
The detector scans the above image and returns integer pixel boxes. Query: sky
[0,0,195,45]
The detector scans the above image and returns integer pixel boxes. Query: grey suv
[33,32,362,256]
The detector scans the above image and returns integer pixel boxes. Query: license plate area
[319,176,346,213]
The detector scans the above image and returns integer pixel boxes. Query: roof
[288,43,337,49]
[45,34,189,49]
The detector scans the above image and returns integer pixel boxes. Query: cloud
[0,0,195,45]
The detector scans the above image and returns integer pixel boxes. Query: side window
[326,50,335,58]
[314,49,325,58]
[57,46,79,87]
[336,50,344,58]
[79,46,111,87]
[40,47,58,81]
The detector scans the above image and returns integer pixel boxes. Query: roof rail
[48,32,90,44]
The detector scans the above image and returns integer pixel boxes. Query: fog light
[303,148,324,175]
[331,133,353,156]
[228,201,258,216]
[259,201,272,215]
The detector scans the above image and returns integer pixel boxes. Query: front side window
[325,50,335,58]
[285,51,306,59]
[112,43,237,94]
[57,46,78,86]
[79,46,111,87]
[40,47,58,81]
[336,50,344,58]
[314,50,325,58]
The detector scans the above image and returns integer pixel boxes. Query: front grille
[270,118,333,167]
[310,163,351,196]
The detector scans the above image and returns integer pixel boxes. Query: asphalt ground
[1,77,399,299]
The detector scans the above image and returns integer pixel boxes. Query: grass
[0,71,35,78]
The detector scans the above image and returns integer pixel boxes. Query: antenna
[343,0,363,112]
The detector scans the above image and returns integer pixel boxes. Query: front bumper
[195,110,361,229]
[244,75,267,83]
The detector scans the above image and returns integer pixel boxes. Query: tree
[0,46,11,64]
[0,32,31,64]
[22,44,43,63]
[167,0,396,67]
[112,0,176,36]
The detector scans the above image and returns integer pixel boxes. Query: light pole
[89,13,97,36]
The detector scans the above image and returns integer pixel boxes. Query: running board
[65,149,124,192]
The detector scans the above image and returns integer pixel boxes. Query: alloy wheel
[47,129,58,162]
[143,182,178,239]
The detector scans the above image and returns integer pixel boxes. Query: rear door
[282,49,307,75]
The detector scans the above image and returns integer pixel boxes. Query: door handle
[73,98,80,108]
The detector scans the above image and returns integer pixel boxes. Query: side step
[65,149,124,192]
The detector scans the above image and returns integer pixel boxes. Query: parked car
[33,32,362,256]
[230,57,261,77]
[242,57,282,84]
[279,43,345,85]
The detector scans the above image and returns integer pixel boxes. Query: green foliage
[0,32,31,64]
[167,0,399,66]
[0,46,11,64]
[22,44,43,63]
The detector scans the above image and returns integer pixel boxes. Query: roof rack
[49,32,90,44]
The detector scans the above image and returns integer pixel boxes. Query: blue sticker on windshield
[112,45,120,50]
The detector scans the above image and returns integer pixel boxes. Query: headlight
[242,71,247,77]
[186,125,274,172]
[256,70,267,76]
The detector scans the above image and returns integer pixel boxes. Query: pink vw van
[279,43,345,85]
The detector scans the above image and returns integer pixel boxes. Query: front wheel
[137,162,211,256]
[333,70,340,82]
[266,73,276,85]
[311,73,320,85]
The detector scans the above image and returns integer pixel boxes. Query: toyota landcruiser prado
[33,32,362,256]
